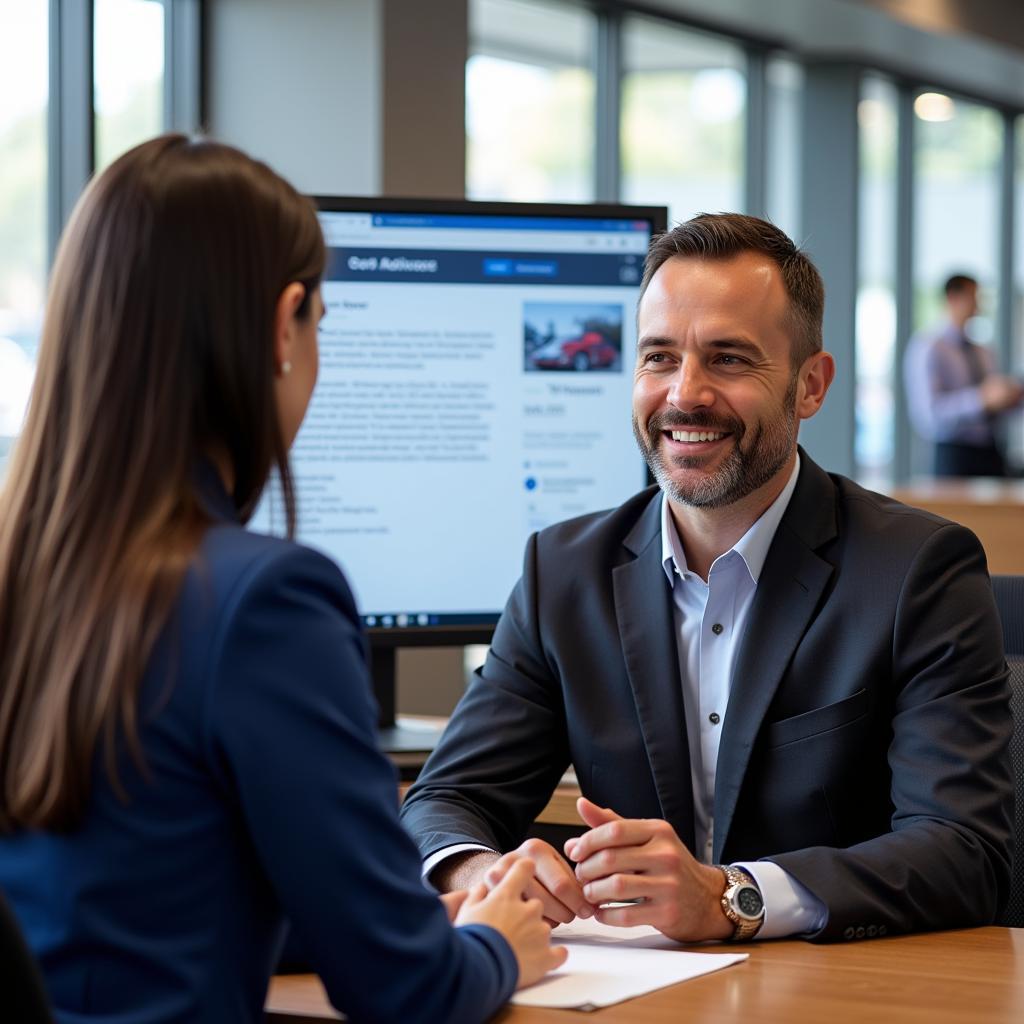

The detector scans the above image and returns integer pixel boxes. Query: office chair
[0,890,53,1023]
[991,575,1024,928]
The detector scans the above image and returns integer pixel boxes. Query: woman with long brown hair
[0,134,564,1023]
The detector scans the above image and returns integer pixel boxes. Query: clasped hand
[485,797,730,941]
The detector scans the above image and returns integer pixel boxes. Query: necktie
[960,336,987,387]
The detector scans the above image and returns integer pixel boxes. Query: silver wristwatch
[716,864,765,941]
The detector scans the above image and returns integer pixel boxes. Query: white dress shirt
[660,455,825,938]
[903,322,995,444]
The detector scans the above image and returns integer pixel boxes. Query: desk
[889,480,1024,575]
[267,926,1023,1023]
[397,781,583,829]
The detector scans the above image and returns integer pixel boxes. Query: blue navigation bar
[326,247,640,286]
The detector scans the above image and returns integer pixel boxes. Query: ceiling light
[914,92,955,122]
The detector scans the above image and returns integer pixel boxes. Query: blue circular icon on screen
[525,477,537,490]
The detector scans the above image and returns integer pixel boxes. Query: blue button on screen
[483,258,558,278]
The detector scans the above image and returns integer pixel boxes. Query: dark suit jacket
[400,452,1014,941]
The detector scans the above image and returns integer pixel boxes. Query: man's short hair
[944,273,978,298]
[640,212,824,367]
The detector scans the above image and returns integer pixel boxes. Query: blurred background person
[0,134,563,1024]
[904,273,1024,478]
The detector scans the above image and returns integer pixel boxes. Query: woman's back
[0,470,517,1022]
[0,134,562,1022]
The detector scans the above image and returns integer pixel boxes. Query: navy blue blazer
[0,474,516,1023]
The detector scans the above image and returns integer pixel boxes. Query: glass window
[1012,117,1024,466]
[94,0,165,171]
[855,75,899,485]
[1017,118,1024,374]
[912,92,1003,473]
[0,2,48,475]
[620,16,745,225]
[913,93,1002,335]
[764,56,803,241]
[466,0,595,202]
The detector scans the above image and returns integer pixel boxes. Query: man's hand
[482,838,595,925]
[564,797,733,942]
[980,374,1024,413]
[432,840,596,925]
[431,850,502,894]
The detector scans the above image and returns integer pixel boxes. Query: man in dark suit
[400,213,1014,944]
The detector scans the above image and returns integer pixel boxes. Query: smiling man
[400,213,1013,944]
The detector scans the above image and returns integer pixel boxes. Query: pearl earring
[281,360,292,376]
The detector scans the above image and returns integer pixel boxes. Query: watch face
[736,885,764,918]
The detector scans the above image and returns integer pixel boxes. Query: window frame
[47,0,203,262]
[527,1,1024,482]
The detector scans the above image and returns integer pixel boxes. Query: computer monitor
[254,197,667,746]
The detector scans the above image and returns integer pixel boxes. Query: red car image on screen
[530,330,619,371]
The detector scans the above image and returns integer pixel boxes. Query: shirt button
[711,623,724,635]
[709,712,721,725]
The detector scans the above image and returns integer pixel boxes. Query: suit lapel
[712,454,837,861]
[613,493,696,852]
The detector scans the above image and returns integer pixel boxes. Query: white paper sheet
[510,919,748,1010]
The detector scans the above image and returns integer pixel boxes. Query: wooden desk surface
[891,478,1024,506]
[888,481,1024,575]
[266,926,1024,1023]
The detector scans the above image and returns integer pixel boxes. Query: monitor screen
[254,198,666,647]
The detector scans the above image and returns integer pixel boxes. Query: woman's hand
[454,854,569,989]
[439,889,470,922]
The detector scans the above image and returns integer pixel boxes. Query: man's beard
[632,376,799,509]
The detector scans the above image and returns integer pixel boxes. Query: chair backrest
[991,575,1024,928]
[0,891,53,1023]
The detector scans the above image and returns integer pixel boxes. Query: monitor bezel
[310,194,667,655]
[313,194,670,229]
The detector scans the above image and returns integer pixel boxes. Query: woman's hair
[0,134,325,830]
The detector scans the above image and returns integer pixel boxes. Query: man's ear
[796,350,835,421]
[273,282,307,377]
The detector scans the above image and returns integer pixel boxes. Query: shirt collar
[660,454,801,585]
[939,320,969,346]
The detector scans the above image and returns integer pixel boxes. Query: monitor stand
[378,720,448,754]
[372,645,447,755]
